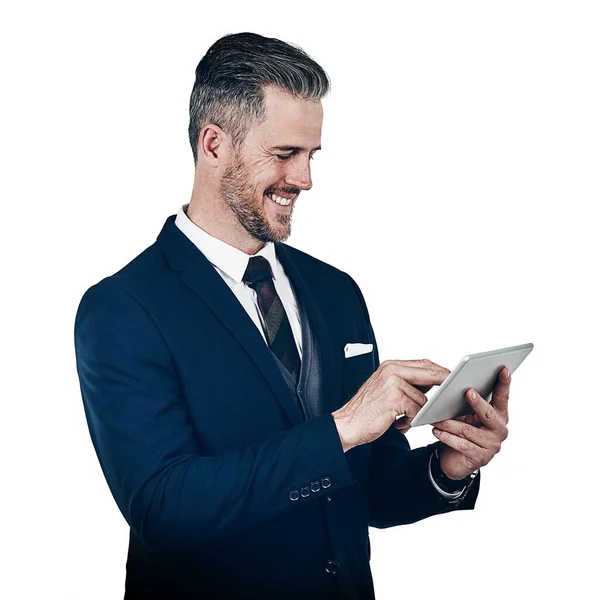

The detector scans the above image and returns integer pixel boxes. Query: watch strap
[430,444,479,496]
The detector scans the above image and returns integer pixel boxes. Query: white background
[2,1,598,598]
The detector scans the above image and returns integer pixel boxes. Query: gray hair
[188,32,330,164]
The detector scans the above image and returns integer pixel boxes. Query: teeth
[267,192,292,206]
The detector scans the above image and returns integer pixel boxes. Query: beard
[218,152,295,244]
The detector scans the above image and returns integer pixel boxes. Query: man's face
[218,86,323,244]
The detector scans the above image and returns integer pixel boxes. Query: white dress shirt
[175,203,303,360]
[174,203,466,500]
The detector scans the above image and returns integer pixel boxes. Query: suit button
[310,481,321,493]
[289,490,299,501]
[321,477,331,489]
[325,559,340,574]
[300,486,310,498]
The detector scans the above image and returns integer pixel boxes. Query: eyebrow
[271,145,322,152]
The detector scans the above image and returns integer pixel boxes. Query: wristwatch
[430,444,479,496]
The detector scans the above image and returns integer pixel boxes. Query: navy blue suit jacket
[74,215,479,599]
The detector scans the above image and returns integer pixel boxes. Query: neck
[187,184,266,256]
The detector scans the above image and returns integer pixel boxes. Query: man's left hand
[431,366,511,480]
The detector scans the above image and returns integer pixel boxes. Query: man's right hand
[332,359,450,452]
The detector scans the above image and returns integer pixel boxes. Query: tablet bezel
[410,342,534,427]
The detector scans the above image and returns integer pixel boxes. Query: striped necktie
[242,256,301,384]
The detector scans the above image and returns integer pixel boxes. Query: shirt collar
[174,204,279,283]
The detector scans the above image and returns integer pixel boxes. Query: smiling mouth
[264,191,297,206]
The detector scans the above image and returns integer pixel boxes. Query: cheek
[262,164,286,187]
[247,159,286,195]
[258,179,279,197]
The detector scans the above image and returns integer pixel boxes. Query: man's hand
[432,366,511,480]
[332,359,450,452]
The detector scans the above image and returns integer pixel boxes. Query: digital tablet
[409,343,534,427]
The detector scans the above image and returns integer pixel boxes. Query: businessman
[74,32,511,599]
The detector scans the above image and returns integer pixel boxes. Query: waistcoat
[269,281,325,421]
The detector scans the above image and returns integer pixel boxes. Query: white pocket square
[344,343,373,358]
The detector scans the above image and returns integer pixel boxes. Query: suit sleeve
[74,281,356,553]
[343,274,480,528]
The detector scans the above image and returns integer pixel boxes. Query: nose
[284,158,312,191]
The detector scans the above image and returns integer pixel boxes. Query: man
[74,32,511,599]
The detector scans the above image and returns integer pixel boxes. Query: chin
[259,226,291,244]
[232,196,294,244]
[272,229,291,243]
[271,218,292,242]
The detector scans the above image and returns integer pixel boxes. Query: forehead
[244,86,323,150]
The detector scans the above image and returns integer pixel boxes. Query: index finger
[380,359,450,386]
[391,358,450,394]
[391,358,451,376]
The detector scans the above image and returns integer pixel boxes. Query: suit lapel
[156,216,304,426]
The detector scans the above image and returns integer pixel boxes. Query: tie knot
[243,256,273,288]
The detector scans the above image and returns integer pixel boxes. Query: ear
[197,124,230,167]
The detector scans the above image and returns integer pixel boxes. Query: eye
[276,154,293,161]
